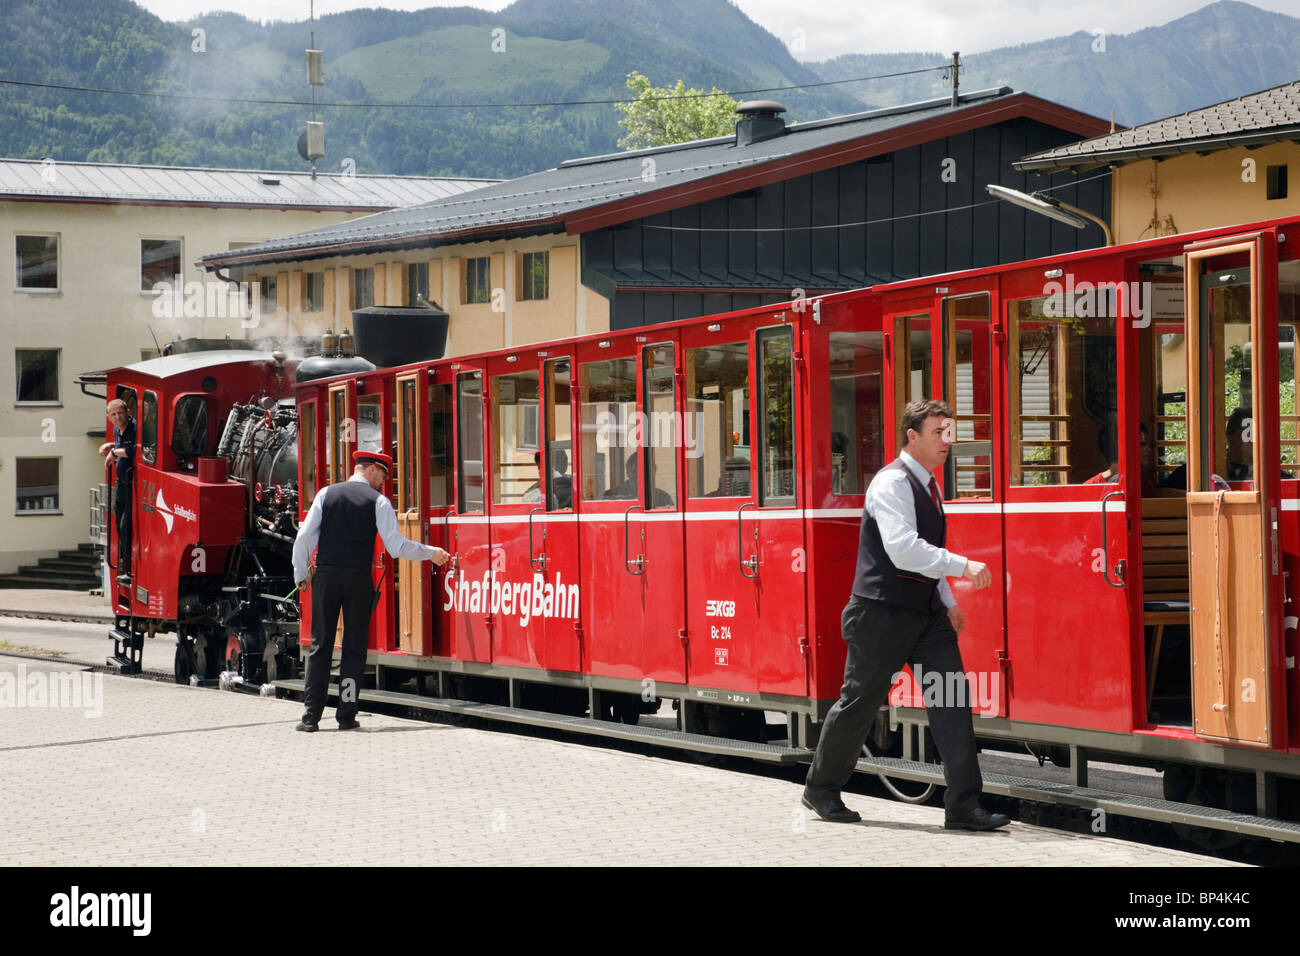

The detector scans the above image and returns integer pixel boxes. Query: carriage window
[141,391,158,465]
[757,327,795,505]
[687,340,750,498]
[1278,259,1300,477]
[491,370,539,505]
[457,373,484,512]
[300,401,318,505]
[830,331,885,494]
[544,360,573,510]
[579,357,637,501]
[115,386,137,421]
[172,395,208,458]
[943,295,993,497]
[1144,260,1188,488]
[1009,295,1116,486]
[428,383,452,507]
[356,395,382,454]
[644,344,677,509]
[894,313,932,411]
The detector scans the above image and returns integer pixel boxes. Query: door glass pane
[300,401,317,505]
[757,327,795,505]
[141,391,158,465]
[357,394,382,454]
[428,383,452,508]
[894,313,931,409]
[545,360,573,510]
[579,357,637,501]
[1278,260,1299,478]
[457,374,484,512]
[329,388,347,484]
[492,370,540,505]
[1200,269,1254,490]
[644,345,677,509]
[686,340,749,498]
[944,295,993,498]
[1009,296,1116,486]
[399,379,417,511]
[829,331,884,494]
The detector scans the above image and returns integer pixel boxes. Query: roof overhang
[1016,125,1300,174]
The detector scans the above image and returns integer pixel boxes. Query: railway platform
[0,651,1239,867]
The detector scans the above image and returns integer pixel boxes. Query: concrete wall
[1112,143,1300,244]
[0,200,383,574]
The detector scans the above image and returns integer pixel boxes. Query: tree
[615,72,739,150]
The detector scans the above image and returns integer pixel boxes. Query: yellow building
[0,159,493,576]
[1017,80,1300,243]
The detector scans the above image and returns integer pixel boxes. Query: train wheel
[174,641,195,685]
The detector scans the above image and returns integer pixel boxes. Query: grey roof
[203,87,1093,270]
[1017,80,1300,173]
[125,350,278,379]
[0,158,496,209]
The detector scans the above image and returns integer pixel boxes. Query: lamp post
[986,184,1113,246]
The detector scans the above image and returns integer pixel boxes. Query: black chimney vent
[735,100,787,147]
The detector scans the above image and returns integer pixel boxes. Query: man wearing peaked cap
[292,449,450,732]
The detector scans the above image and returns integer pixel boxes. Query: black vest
[851,459,946,612]
[315,479,379,572]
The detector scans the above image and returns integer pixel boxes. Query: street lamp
[986,184,1113,246]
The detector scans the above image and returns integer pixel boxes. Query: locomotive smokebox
[351,305,449,368]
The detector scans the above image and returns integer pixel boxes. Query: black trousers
[112,477,131,571]
[302,567,373,724]
[805,595,983,812]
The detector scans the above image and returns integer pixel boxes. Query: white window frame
[14,347,61,407]
[15,232,61,294]
[141,237,183,294]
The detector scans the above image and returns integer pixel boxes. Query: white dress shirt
[293,474,439,581]
[864,450,967,608]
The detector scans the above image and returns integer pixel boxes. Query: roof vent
[735,100,787,147]
[257,175,281,186]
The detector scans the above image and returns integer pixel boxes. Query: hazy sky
[133,0,1300,60]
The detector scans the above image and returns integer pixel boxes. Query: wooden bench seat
[1141,497,1189,716]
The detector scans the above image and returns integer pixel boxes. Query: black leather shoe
[801,791,861,823]
[295,720,317,733]
[337,716,360,731]
[944,806,1010,831]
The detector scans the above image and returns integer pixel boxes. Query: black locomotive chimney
[735,100,787,147]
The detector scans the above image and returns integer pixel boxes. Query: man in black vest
[802,399,1009,831]
[292,450,450,732]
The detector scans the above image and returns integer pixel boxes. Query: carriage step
[857,754,1300,845]
[273,678,811,764]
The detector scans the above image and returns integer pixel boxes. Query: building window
[520,251,549,301]
[16,457,59,514]
[141,239,181,292]
[15,349,59,404]
[463,257,489,305]
[352,267,374,309]
[260,274,278,314]
[16,235,58,290]
[407,262,429,306]
[303,272,324,312]
[1268,165,1288,201]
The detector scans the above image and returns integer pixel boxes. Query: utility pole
[950,51,960,107]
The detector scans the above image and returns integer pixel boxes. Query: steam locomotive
[101,325,386,685]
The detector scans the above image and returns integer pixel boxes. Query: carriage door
[447,366,492,663]
[323,382,355,649]
[537,355,582,673]
[394,373,425,654]
[681,314,808,698]
[426,373,455,657]
[1185,235,1282,747]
